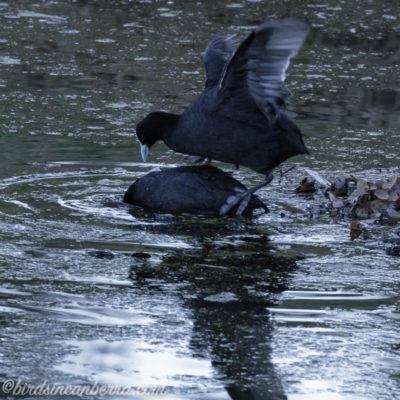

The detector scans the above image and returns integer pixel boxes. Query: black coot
[123,165,268,216]
[136,18,310,214]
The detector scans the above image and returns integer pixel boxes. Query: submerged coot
[136,18,310,214]
[123,165,268,216]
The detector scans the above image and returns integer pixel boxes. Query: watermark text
[2,380,166,397]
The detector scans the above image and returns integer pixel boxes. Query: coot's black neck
[149,111,180,142]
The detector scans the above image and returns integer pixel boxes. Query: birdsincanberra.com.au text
[1,380,167,397]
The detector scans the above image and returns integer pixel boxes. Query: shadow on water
[129,224,300,400]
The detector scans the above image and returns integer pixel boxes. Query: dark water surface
[1,1,400,399]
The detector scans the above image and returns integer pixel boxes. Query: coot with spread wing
[136,18,310,214]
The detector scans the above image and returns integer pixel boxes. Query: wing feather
[203,34,240,88]
[216,18,310,124]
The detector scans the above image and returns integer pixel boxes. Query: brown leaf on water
[295,176,315,193]
[350,221,362,230]
[350,221,362,240]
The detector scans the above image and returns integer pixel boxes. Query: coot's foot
[183,155,212,164]
[219,173,273,216]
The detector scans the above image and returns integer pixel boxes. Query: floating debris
[298,169,400,239]
[304,167,331,188]
[295,176,316,193]
[331,176,348,197]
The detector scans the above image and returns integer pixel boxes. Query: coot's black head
[135,111,179,162]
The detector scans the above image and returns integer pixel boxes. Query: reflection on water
[123,234,298,399]
[1,0,400,399]
[289,87,400,135]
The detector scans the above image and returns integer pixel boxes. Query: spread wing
[203,34,240,88]
[215,18,310,124]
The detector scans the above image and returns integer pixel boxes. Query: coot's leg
[219,172,273,216]
[183,155,212,164]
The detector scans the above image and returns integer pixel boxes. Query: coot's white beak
[140,144,149,162]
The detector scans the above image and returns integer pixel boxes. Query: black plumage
[123,165,268,216]
[135,18,310,214]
